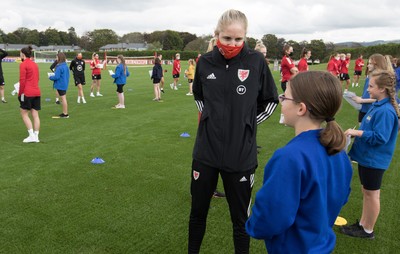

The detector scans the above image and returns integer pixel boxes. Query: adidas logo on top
[239,176,248,182]
[207,73,216,79]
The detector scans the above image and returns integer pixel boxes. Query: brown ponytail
[290,71,346,155]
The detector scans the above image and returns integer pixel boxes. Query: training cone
[180,132,190,138]
[334,216,347,226]
[91,157,105,164]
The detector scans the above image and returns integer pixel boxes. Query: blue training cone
[180,132,190,138]
[91,157,105,164]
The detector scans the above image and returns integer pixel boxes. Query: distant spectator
[151,57,163,102]
[298,48,311,72]
[185,59,195,95]
[0,48,8,103]
[280,44,298,91]
[90,53,103,97]
[327,53,340,78]
[352,54,364,87]
[254,40,269,65]
[340,53,351,92]
[170,53,181,90]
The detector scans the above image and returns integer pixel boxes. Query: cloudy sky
[1,0,399,43]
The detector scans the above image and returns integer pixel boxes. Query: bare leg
[20,109,33,130]
[360,188,380,231]
[60,95,68,115]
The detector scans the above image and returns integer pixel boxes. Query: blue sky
[1,0,399,43]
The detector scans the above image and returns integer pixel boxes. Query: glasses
[278,94,296,102]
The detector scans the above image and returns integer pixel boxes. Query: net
[34,51,58,63]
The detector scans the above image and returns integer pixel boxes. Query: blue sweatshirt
[349,98,399,170]
[49,62,69,91]
[246,130,352,254]
[360,77,372,113]
[111,64,130,85]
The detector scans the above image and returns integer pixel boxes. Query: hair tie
[325,117,335,123]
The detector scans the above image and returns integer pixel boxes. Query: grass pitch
[0,60,399,253]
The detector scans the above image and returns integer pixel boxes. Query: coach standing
[188,9,279,253]
[70,52,86,104]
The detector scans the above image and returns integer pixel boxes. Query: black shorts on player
[19,96,41,111]
[74,75,86,86]
[92,74,102,80]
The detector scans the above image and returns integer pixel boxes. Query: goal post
[33,51,58,63]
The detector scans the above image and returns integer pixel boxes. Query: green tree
[179,32,197,49]
[59,31,71,45]
[120,32,145,43]
[68,27,79,46]
[39,31,48,47]
[184,37,208,52]
[13,27,31,44]
[147,41,162,51]
[308,39,327,61]
[44,28,62,45]
[163,30,183,50]
[287,40,301,59]
[78,33,91,51]
[87,29,119,51]
[145,31,165,44]
[262,34,278,60]
[0,29,5,43]
[5,33,20,44]
[25,29,40,45]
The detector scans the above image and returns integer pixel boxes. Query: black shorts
[92,74,102,80]
[358,165,385,190]
[354,71,362,76]
[19,95,41,111]
[74,75,86,86]
[153,78,161,84]
[188,79,194,83]
[340,73,350,81]
[281,81,288,92]
[173,74,180,79]
[116,84,124,93]
[57,89,67,96]
[0,75,4,86]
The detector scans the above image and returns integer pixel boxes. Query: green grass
[0,60,399,253]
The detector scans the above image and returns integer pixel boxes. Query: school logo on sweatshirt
[238,69,249,82]
[193,170,200,180]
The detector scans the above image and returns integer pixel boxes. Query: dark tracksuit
[189,43,278,254]
[0,49,8,85]
[69,58,86,85]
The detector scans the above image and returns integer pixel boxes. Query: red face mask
[216,39,244,59]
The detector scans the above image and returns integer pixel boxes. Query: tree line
[1,27,399,62]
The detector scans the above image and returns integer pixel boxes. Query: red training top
[340,59,350,74]
[91,59,102,75]
[297,58,308,72]
[172,59,181,75]
[281,55,295,82]
[327,58,339,76]
[354,58,364,72]
[19,58,40,97]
